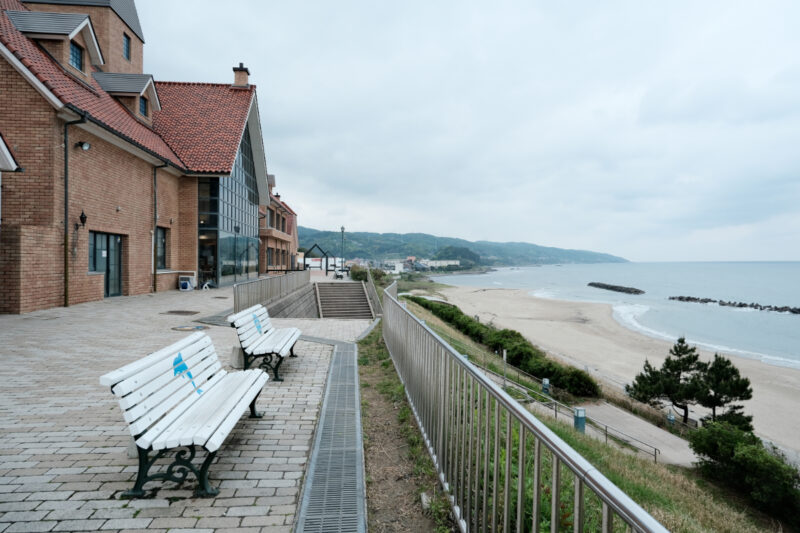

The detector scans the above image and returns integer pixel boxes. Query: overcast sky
[138,1,800,262]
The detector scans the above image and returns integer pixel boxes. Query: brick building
[0,0,294,313]
[260,189,299,272]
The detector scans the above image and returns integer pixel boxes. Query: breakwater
[588,282,645,295]
[669,296,800,315]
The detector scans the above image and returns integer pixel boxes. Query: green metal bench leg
[122,445,219,498]
[289,345,298,358]
[246,352,284,382]
[123,445,155,498]
[249,392,263,419]
[195,450,219,498]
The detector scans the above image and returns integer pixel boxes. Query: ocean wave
[612,305,800,370]
[530,289,556,299]
[612,304,674,341]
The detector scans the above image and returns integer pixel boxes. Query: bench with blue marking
[227,304,301,382]
[99,332,268,497]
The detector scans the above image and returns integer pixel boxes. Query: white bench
[227,304,301,382]
[99,332,268,497]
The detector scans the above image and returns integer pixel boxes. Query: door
[90,232,123,297]
[106,234,122,297]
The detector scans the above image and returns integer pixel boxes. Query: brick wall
[177,178,198,277]
[23,3,144,75]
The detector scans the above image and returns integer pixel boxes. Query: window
[139,96,148,117]
[281,216,286,233]
[123,33,131,60]
[156,227,167,270]
[69,41,83,71]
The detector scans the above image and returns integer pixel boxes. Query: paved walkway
[0,288,371,532]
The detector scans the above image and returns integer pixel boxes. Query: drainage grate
[161,310,199,316]
[296,343,366,533]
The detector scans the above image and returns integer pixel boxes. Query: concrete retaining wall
[267,284,319,318]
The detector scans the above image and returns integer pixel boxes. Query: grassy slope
[401,297,777,532]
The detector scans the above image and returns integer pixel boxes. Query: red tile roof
[1,0,257,175]
[152,82,254,174]
[0,0,183,167]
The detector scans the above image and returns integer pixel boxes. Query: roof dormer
[93,72,160,124]
[6,10,103,80]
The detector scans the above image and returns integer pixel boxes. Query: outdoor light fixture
[75,210,87,230]
[75,141,91,151]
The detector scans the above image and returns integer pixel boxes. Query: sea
[436,262,800,370]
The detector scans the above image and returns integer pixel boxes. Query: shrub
[689,422,800,526]
[404,295,599,398]
[349,265,368,281]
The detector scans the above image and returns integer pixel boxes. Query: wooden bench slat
[100,332,208,387]
[230,308,270,330]
[111,335,213,396]
[205,373,269,451]
[226,305,263,325]
[118,344,217,410]
[191,370,264,448]
[250,328,298,356]
[134,369,228,446]
[156,372,252,450]
[123,359,221,424]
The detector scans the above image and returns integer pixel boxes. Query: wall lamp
[74,210,87,230]
[75,141,91,151]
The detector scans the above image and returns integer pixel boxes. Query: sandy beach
[438,285,800,459]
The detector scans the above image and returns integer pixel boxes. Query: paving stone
[195,516,241,528]
[99,518,152,530]
[148,517,198,528]
[4,522,57,533]
[0,511,49,523]
[51,520,107,531]
[224,505,270,517]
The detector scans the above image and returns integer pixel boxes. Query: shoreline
[436,284,800,458]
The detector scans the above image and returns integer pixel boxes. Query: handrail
[382,281,668,532]
[365,266,384,316]
[232,270,310,313]
[481,365,661,463]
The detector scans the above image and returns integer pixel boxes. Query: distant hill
[298,227,627,265]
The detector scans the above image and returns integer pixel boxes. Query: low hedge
[405,296,599,397]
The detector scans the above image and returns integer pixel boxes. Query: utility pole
[340,226,345,270]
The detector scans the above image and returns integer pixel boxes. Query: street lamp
[340,226,345,271]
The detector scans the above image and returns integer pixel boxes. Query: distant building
[260,189,299,272]
[420,259,460,268]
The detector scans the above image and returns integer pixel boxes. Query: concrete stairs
[315,282,374,319]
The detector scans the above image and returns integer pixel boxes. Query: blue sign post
[574,407,586,433]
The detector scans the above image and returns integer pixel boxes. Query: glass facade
[197,128,260,287]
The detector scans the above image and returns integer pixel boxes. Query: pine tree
[626,337,706,424]
[697,353,753,420]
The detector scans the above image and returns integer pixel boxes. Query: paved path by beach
[575,402,696,467]
[482,367,695,466]
[0,287,371,532]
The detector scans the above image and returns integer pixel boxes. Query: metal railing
[365,267,384,316]
[382,282,668,533]
[233,270,310,313]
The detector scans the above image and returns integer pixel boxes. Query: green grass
[358,326,454,532]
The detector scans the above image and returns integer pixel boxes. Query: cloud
[138,0,800,261]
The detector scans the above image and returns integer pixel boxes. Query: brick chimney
[232,62,250,87]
